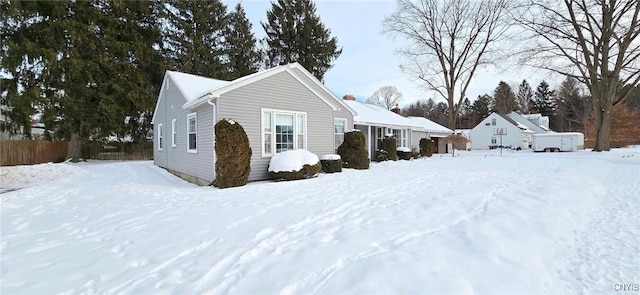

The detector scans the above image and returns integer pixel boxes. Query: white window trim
[334,118,347,150]
[187,112,197,153]
[157,123,163,151]
[261,108,307,157]
[171,119,177,148]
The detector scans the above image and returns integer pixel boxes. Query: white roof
[344,100,423,129]
[407,117,453,134]
[507,112,550,134]
[166,71,230,102]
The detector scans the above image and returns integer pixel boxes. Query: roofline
[151,72,170,124]
[289,63,357,116]
[181,64,347,113]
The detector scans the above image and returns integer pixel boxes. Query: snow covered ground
[1,148,639,294]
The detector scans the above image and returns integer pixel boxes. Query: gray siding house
[152,63,356,185]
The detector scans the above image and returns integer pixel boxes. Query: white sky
[226,0,562,107]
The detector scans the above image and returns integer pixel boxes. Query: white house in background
[152,63,356,185]
[522,113,551,131]
[407,116,454,153]
[507,112,551,134]
[469,112,535,150]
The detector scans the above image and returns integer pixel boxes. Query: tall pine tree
[533,80,556,116]
[515,80,534,114]
[162,0,229,78]
[491,81,517,114]
[262,0,341,81]
[2,1,164,160]
[224,3,262,80]
[471,94,492,126]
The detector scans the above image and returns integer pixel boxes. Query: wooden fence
[82,141,153,161]
[0,140,68,166]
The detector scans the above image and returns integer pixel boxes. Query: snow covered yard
[1,149,639,294]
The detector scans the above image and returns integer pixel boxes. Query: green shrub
[374,149,390,162]
[377,135,397,161]
[214,119,252,188]
[337,130,370,169]
[397,147,412,160]
[268,150,322,180]
[411,148,421,159]
[419,138,435,157]
[320,155,342,173]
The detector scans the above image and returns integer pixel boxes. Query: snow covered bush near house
[1,148,639,294]
[267,149,321,180]
[336,130,369,169]
[397,147,412,160]
[214,119,251,188]
[319,154,342,173]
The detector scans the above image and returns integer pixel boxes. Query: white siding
[469,113,526,150]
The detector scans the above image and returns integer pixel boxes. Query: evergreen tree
[533,80,556,116]
[470,94,492,126]
[2,1,164,160]
[457,97,472,128]
[555,77,589,132]
[516,79,534,114]
[163,0,229,78]
[491,81,517,114]
[262,0,342,81]
[225,3,262,79]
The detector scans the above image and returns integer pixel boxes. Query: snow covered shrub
[419,138,435,157]
[337,130,369,169]
[397,147,412,160]
[214,119,251,188]
[375,150,390,162]
[411,148,421,159]
[376,135,397,161]
[320,154,342,173]
[268,150,321,180]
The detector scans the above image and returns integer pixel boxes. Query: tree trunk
[67,133,83,162]
[593,107,612,151]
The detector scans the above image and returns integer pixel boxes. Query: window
[187,113,197,152]
[296,114,305,150]
[263,111,272,155]
[491,137,497,144]
[392,129,401,147]
[401,129,408,147]
[157,124,163,151]
[491,118,496,126]
[262,109,306,156]
[376,127,384,146]
[276,113,294,152]
[334,119,346,151]
[171,119,177,147]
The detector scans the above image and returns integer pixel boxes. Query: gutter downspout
[206,94,217,186]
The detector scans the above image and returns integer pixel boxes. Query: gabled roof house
[342,98,453,157]
[469,112,536,150]
[152,63,356,184]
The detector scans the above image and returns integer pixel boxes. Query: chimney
[343,94,356,101]
[391,104,401,115]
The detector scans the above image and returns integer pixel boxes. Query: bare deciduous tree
[383,0,512,129]
[366,86,403,110]
[516,0,640,151]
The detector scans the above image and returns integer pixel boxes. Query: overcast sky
[225,0,561,107]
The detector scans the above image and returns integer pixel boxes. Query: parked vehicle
[532,133,584,152]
